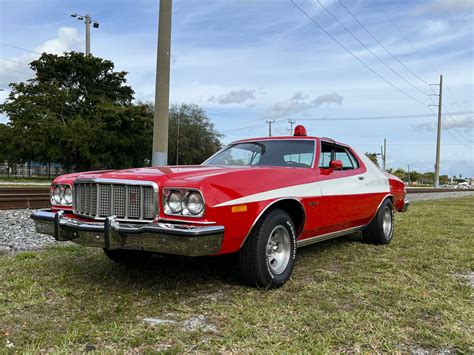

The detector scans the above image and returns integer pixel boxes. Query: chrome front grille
[73,180,158,221]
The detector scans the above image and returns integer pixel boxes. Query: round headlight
[186,192,204,215]
[53,186,62,205]
[64,186,73,205]
[167,191,183,213]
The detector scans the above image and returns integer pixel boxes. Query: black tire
[362,198,394,245]
[103,249,152,265]
[238,209,296,289]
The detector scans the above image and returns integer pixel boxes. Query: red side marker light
[294,125,307,136]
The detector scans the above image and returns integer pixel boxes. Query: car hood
[55,165,316,208]
[73,165,259,181]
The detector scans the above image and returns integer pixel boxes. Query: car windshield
[203,140,315,167]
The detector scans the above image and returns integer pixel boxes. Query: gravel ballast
[0,191,472,253]
[407,191,474,201]
[0,209,59,253]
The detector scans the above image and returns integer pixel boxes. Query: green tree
[168,103,223,165]
[365,152,379,167]
[392,168,407,181]
[409,170,421,183]
[421,172,435,185]
[439,175,449,185]
[1,53,223,170]
[0,52,138,170]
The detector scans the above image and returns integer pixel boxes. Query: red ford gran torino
[31,125,409,288]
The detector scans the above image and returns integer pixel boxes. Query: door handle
[357,176,365,180]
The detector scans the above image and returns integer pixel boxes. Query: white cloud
[34,27,82,54]
[0,27,82,89]
[266,91,343,119]
[423,20,449,35]
[312,92,343,107]
[208,89,256,105]
[291,91,307,101]
[412,114,474,131]
[412,0,474,14]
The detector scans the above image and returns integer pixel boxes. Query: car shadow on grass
[52,233,363,293]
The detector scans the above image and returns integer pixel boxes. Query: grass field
[1,197,473,352]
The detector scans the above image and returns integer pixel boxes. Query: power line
[206,109,259,122]
[0,57,32,67]
[298,111,473,121]
[315,0,429,98]
[374,2,436,83]
[375,1,469,127]
[290,0,429,107]
[320,0,429,97]
[427,90,472,144]
[337,0,432,89]
[0,42,41,55]
[220,110,474,135]
[426,105,472,149]
[0,58,132,93]
[443,109,473,142]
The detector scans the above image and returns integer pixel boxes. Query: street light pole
[152,0,173,166]
[70,13,99,56]
[85,15,91,56]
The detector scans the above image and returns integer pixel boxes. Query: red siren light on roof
[294,125,307,136]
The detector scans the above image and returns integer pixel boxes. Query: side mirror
[329,160,343,170]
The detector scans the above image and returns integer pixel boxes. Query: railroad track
[0,188,51,210]
[0,187,471,210]
[405,188,473,193]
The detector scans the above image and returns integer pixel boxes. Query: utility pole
[407,164,411,185]
[176,116,180,165]
[266,120,275,137]
[288,119,296,134]
[433,75,443,188]
[152,0,173,166]
[85,15,91,56]
[70,14,99,56]
[380,138,387,171]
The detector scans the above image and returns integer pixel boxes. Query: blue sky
[1,0,473,176]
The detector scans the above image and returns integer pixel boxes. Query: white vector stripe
[214,151,389,208]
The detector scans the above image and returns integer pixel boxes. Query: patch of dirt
[454,272,474,288]
[182,315,217,333]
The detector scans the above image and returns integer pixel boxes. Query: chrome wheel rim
[382,206,392,237]
[266,225,291,275]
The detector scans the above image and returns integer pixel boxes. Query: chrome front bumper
[31,209,224,256]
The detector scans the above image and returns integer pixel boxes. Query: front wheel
[362,198,394,245]
[238,209,296,289]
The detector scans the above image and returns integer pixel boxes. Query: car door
[316,141,367,233]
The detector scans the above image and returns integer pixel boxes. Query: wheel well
[263,199,306,236]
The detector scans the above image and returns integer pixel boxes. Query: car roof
[231,135,350,148]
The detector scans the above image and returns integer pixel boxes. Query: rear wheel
[238,209,296,289]
[362,199,394,245]
[103,249,152,265]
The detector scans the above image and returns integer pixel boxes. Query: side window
[318,142,333,168]
[283,153,313,167]
[347,149,360,169]
[335,146,359,170]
